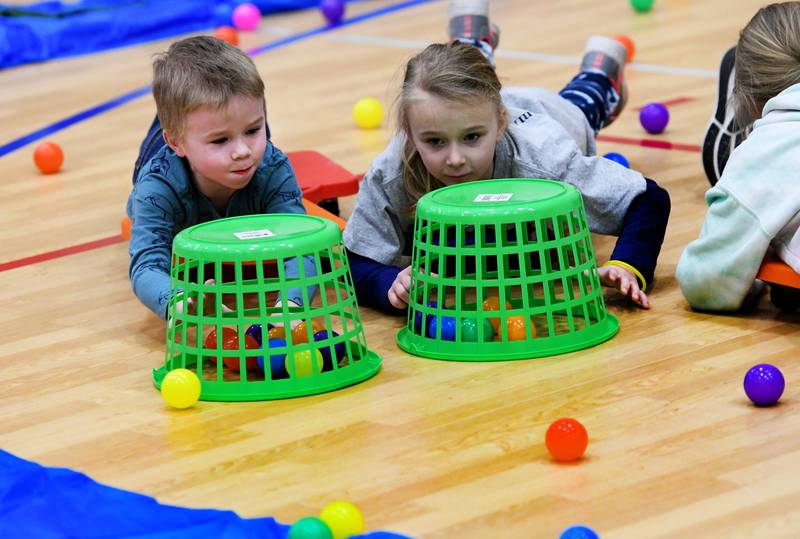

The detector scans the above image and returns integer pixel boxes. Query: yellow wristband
[603,260,647,291]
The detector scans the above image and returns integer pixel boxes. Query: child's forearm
[346,249,406,315]
[608,178,671,290]
[130,265,173,320]
[282,255,318,306]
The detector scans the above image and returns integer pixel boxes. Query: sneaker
[581,36,628,123]
[702,46,746,187]
[448,0,498,62]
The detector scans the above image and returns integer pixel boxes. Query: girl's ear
[163,131,186,157]
[497,107,509,136]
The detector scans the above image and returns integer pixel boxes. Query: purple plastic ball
[313,329,344,371]
[320,0,345,25]
[639,102,669,134]
[743,364,785,406]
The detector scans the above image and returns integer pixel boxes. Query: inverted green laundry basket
[396,179,618,361]
[153,214,381,401]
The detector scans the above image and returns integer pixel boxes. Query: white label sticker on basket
[233,229,275,240]
[474,193,513,202]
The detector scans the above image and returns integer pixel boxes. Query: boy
[127,36,310,319]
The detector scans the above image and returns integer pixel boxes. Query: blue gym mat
[0,449,413,538]
[0,0,322,69]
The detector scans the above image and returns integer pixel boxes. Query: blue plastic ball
[743,364,785,406]
[428,315,457,341]
[603,152,629,168]
[257,338,288,379]
[559,525,600,539]
[639,102,669,134]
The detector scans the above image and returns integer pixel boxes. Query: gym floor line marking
[0,235,125,273]
[319,33,719,78]
[0,0,436,159]
[597,134,701,152]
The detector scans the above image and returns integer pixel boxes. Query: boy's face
[407,92,506,186]
[165,95,267,203]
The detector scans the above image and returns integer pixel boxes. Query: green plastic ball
[288,516,333,539]
[630,0,654,13]
[460,317,495,342]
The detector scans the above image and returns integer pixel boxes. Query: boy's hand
[598,265,650,309]
[175,279,234,316]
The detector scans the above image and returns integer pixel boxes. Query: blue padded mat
[0,449,412,538]
[0,1,322,68]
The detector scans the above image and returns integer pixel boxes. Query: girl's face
[407,92,507,186]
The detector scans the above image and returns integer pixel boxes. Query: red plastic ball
[33,142,64,174]
[213,26,239,46]
[545,418,588,462]
[204,327,260,372]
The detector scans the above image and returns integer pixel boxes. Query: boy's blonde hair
[734,2,800,127]
[153,36,265,140]
[397,42,504,201]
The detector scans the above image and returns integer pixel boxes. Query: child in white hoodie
[677,2,800,311]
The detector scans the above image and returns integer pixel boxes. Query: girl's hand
[388,266,413,309]
[598,265,650,309]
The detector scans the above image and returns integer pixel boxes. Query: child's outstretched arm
[128,181,182,320]
[676,186,770,311]
[601,178,671,308]
[347,250,407,315]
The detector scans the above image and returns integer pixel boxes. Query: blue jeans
[559,71,619,132]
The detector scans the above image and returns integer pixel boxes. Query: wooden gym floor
[2,1,799,537]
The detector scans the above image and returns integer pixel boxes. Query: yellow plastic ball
[352,97,384,129]
[292,350,324,377]
[319,501,364,539]
[161,368,201,409]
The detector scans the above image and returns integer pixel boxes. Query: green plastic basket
[396,179,618,361]
[153,214,381,401]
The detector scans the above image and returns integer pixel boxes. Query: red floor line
[0,235,125,273]
[597,134,701,153]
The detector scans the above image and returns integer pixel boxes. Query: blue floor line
[0,0,436,159]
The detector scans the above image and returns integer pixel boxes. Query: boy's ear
[162,131,186,157]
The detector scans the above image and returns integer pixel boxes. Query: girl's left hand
[598,265,650,309]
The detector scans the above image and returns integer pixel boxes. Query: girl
[677,2,800,311]
[344,0,670,315]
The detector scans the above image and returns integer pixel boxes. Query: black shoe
[702,46,746,187]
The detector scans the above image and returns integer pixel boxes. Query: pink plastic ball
[232,3,261,32]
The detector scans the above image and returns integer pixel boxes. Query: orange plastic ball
[545,418,589,462]
[291,320,325,344]
[268,325,287,340]
[204,327,260,372]
[615,34,635,62]
[482,295,511,332]
[505,316,536,341]
[33,141,64,174]
[121,217,132,240]
[214,26,239,46]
